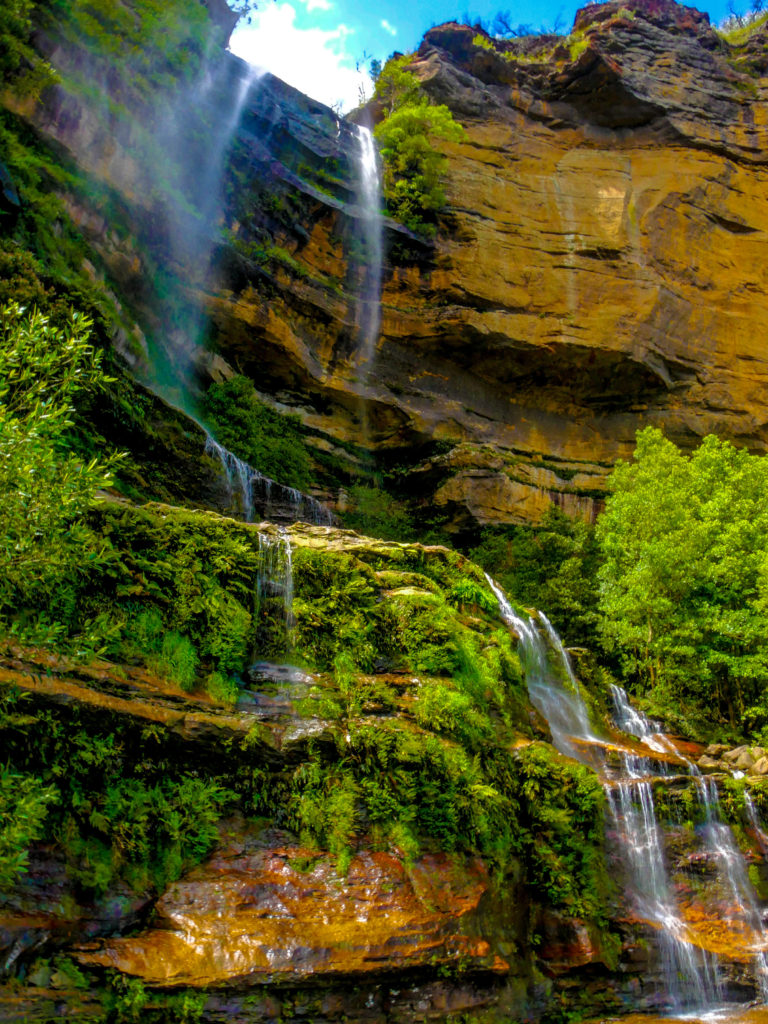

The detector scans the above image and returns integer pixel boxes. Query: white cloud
[380,18,397,36]
[229,3,369,112]
[298,0,333,11]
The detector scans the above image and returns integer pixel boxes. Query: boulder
[736,749,758,771]
[697,755,722,771]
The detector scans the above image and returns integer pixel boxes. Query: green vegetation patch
[202,374,313,491]
[372,55,466,236]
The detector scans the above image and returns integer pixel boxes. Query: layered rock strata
[9,0,768,527]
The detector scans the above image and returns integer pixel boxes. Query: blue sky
[230,0,735,111]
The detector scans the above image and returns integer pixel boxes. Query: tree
[596,427,768,725]
[373,58,465,234]
[0,304,120,629]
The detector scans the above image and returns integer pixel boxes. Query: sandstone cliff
[5,0,768,532]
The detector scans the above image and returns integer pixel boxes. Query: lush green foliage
[0,305,121,639]
[373,56,465,234]
[339,484,415,541]
[0,690,233,896]
[44,0,214,98]
[0,766,57,888]
[203,375,312,490]
[597,426,768,729]
[87,504,263,681]
[0,0,54,94]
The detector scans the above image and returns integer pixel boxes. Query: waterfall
[149,57,263,399]
[611,683,768,1003]
[605,686,721,1009]
[695,775,768,1000]
[486,575,768,1009]
[354,124,383,375]
[609,683,680,761]
[257,529,295,638]
[484,575,597,761]
[204,433,333,526]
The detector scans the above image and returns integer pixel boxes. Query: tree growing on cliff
[373,56,465,235]
[596,427,768,729]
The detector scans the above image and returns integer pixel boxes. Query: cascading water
[354,123,383,377]
[205,433,333,526]
[484,575,597,761]
[486,574,768,1010]
[606,686,721,1008]
[257,529,295,638]
[695,775,768,1000]
[152,57,263,390]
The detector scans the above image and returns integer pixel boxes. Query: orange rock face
[12,0,768,527]
[77,840,505,987]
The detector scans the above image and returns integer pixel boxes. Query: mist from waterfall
[147,56,263,410]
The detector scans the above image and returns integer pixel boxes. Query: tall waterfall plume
[149,56,263,407]
[354,123,383,377]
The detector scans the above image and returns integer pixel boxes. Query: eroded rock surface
[77,835,503,986]
[9,0,768,527]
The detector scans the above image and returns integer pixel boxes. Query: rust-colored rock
[10,1,768,527]
[77,839,506,986]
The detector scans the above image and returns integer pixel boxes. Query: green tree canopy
[596,427,768,727]
[373,56,465,234]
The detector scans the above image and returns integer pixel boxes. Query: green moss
[0,500,613,948]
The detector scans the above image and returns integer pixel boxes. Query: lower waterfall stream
[486,574,768,1014]
[204,433,333,526]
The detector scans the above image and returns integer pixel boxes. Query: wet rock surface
[75,831,504,986]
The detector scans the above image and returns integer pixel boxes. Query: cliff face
[390,0,768,525]
[8,0,768,529]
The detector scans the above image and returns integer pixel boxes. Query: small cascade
[205,433,255,520]
[204,433,333,526]
[257,529,295,638]
[484,575,596,760]
[540,610,581,698]
[695,775,768,1000]
[606,686,721,1008]
[607,776,721,1008]
[486,575,768,1010]
[354,124,383,376]
[610,683,680,761]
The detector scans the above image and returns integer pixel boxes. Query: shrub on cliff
[0,0,54,95]
[202,374,312,490]
[373,56,465,235]
[469,507,601,649]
